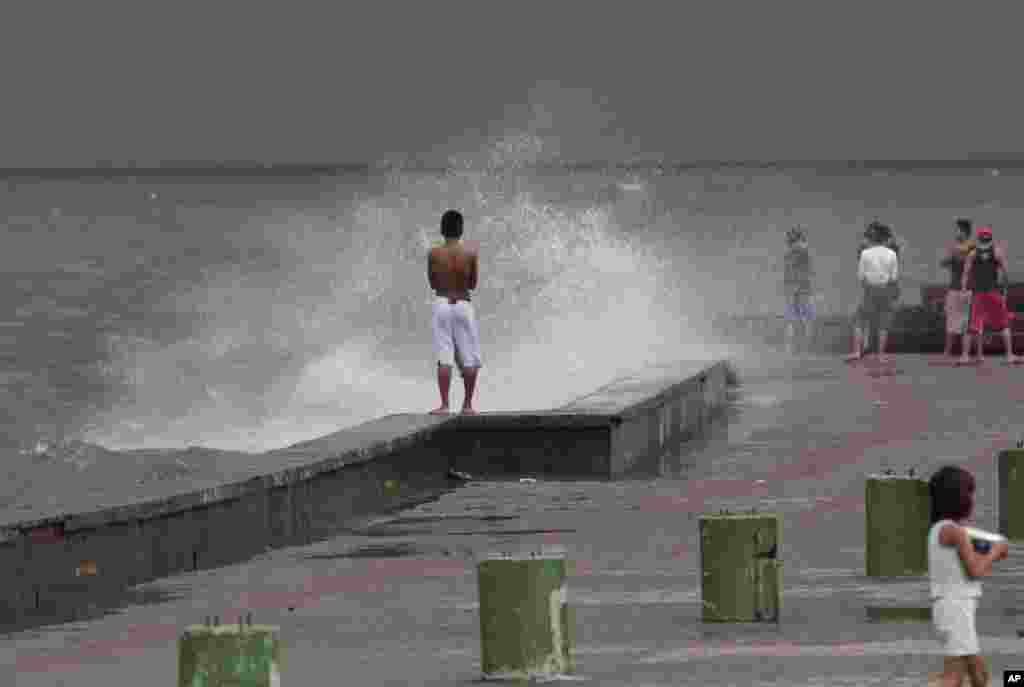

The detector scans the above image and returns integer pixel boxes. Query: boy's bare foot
[877,354,891,364]
[460,407,478,415]
[843,353,861,363]
[429,406,450,415]
[957,357,971,366]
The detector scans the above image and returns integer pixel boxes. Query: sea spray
[85,168,722,452]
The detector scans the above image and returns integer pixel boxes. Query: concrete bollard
[699,512,781,622]
[178,615,281,687]
[865,473,930,577]
[477,550,573,680]
[999,449,1024,541]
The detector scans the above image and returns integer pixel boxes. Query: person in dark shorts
[940,218,976,358]
[782,226,815,354]
[847,222,900,363]
[960,226,1018,365]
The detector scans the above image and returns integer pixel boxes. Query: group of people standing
[424,208,1019,415]
[781,218,1018,364]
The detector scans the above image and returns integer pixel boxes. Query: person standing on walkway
[427,210,482,414]
[927,465,1008,687]
[940,218,976,359]
[847,222,900,363]
[782,226,816,354]
[856,221,904,352]
[960,225,1018,365]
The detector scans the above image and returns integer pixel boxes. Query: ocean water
[2,163,1022,464]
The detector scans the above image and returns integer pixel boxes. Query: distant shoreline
[2,159,1024,178]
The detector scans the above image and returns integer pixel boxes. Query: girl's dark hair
[441,210,464,239]
[928,465,976,523]
[867,221,892,244]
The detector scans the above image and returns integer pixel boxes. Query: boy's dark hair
[955,217,972,232]
[928,465,976,524]
[441,210,464,239]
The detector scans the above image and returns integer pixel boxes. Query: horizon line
[1,157,1023,177]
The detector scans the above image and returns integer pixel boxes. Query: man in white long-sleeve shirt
[847,222,900,363]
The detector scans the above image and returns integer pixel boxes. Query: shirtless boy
[940,218,975,358]
[427,210,482,414]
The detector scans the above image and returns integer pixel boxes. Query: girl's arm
[939,522,1008,578]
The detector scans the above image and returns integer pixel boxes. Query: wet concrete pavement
[7,353,1024,686]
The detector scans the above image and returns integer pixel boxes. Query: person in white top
[927,465,1009,687]
[846,222,900,363]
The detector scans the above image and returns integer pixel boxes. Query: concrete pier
[10,353,1024,687]
[0,358,734,632]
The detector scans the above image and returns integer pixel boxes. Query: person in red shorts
[960,226,1018,365]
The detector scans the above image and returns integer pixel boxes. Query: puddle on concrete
[442,528,577,537]
[303,542,423,560]
[349,517,575,537]
[865,606,931,623]
[380,514,520,526]
[0,582,185,637]
[787,369,841,381]
[744,428,796,443]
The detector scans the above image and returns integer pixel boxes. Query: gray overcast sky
[2,2,1023,166]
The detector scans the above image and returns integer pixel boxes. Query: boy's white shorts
[932,597,980,656]
[431,298,482,369]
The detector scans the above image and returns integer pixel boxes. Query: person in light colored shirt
[846,222,900,363]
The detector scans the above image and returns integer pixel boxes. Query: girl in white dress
[927,466,1009,687]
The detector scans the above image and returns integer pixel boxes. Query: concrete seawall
[442,360,733,477]
[1,358,734,632]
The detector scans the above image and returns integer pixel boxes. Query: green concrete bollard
[999,449,1024,541]
[179,617,281,687]
[865,474,930,577]
[477,551,573,680]
[699,512,781,622]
